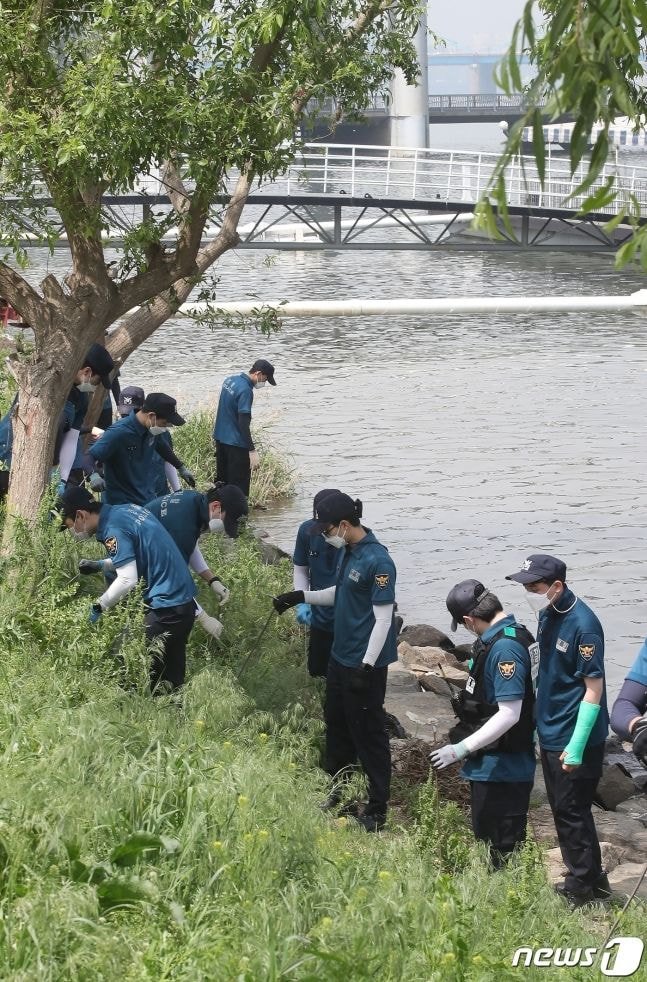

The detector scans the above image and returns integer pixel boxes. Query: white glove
[249,449,260,470]
[209,577,230,605]
[430,742,468,770]
[196,609,223,639]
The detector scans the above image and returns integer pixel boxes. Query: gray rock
[416,665,469,696]
[545,841,626,886]
[608,862,647,900]
[615,798,647,826]
[594,764,639,811]
[529,804,647,859]
[385,662,457,743]
[251,529,291,565]
[398,624,455,652]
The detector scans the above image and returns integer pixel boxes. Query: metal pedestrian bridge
[8,143,646,253]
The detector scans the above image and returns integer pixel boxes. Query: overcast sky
[429,0,525,52]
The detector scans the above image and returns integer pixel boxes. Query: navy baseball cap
[84,343,114,389]
[506,554,567,584]
[142,393,185,426]
[59,484,96,519]
[313,488,340,513]
[207,483,248,538]
[315,491,362,528]
[117,385,144,415]
[446,579,490,631]
[251,359,276,385]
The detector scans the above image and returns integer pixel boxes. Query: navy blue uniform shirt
[535,587,608,750]
[96,503,195,609]
[293,518,338,631]
[331,529,397,669]
[145,490,209,563]
[460,614,536,784]
[89,413,169,506]
[213,373,254,448]
[151,430,175,498]
[627,641,647,686]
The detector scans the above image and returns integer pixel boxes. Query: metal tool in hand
[236,606,276,681]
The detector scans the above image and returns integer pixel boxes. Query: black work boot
[554,883,596,908]
[353,812,386,833]
[592,873,612,900]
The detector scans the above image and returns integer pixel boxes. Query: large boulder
[594,764,639,811]
[608,862,647,899]
[398,641,468,675]
[398,624,455,652]
[416,665,469,695]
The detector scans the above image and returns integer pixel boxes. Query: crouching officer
[610,642,647,769]
[60,485,197,692]
[292,489,341,678]
[273,491,397,832]
[507,554,609,906]
[431,580,536,868]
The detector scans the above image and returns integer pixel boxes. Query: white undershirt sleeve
[293,564,310,591]
[362,603,394,666]
[462,700,523,754]
[165,462,181,492]
[304,586,336,606]
[59,428,80,482]
[97,560,138,610]
[189,545,209,576]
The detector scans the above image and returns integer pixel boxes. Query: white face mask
[525,587,555,615]
[323,525,347,549]
[463,619,479,637]
[148,416,167,436]
[209,518,225,533]
[72,517,90,541]
[77,381,97,393]
[254,380,267,390]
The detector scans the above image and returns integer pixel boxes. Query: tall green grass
[174,410,296,508]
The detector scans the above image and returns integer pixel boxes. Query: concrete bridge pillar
[389,13,429,149]
[469,61,494,95]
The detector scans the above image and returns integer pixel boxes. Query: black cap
[446,579,492,631]
[315,491,362,528]
[207,483,248,538]
[84,343,115,389]
[313,488,340,517]
[59,484,96,519]
[506,554,567,584]
[117,385,144,415]
[251,359,276,385]
[142,393,185,426]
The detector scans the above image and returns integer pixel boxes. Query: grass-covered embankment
[0,417,644,980]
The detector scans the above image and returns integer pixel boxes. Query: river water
[25,124,647,694]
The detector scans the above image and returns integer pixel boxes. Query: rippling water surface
[27,139,647,694]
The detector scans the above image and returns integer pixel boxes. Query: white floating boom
[181,290,647,318]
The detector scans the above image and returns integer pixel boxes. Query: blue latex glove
[56,479,67,497]
[88,604,102,624]
[295,603,313,626]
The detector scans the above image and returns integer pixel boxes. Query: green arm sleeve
[562,701,601,765]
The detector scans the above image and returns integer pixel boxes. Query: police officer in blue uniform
[430,580,536,869]
[507,554,610,905]
[59,485,196,692]
[292,489,340,678]
[113,386,181,498]
[89,392,195,504]
[273,492,397,831]
[0,342,114,497]
[213,359,276,495]
[610,643,647,768]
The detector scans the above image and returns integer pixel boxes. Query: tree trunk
[2,372,67,545]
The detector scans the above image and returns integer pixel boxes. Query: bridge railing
[245,143,647,215]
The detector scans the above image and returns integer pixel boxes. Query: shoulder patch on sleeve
[497,661,516,680]
[374,573,390,589]
[104,535,118,557]
[579,643,595,661]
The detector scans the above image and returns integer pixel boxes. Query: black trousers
[541,742,605,893]
[145,601,196,693]
[215,441,251,496]
[325,658,390,815]
[308,627,334,678]
[470,779,533,870]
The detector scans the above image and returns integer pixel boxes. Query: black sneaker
[592,874,612,900]
[319,790,342,812]
[554,884,596,908]
[353,813,386,833]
